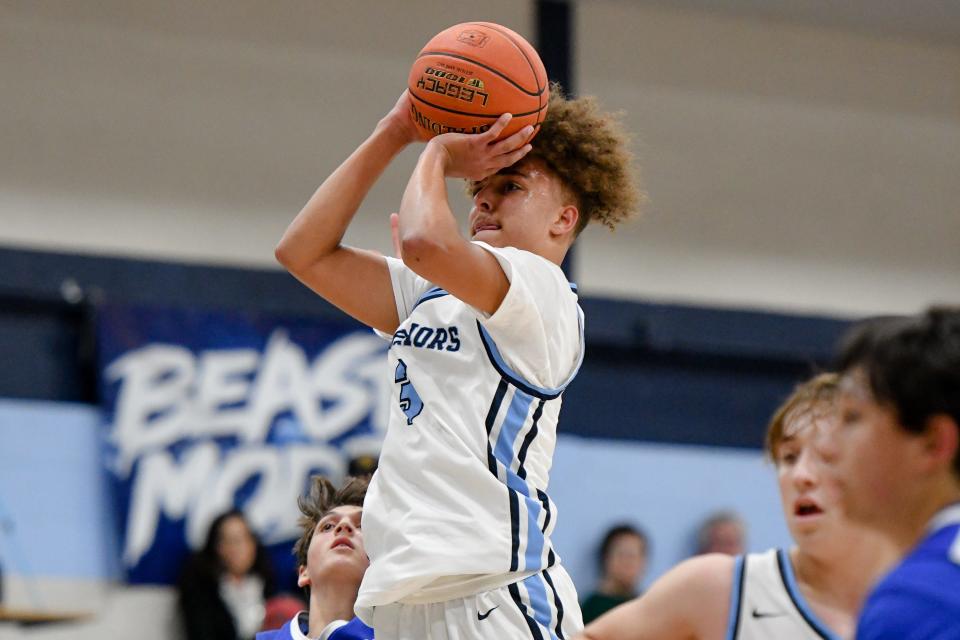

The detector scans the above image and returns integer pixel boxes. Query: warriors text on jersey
[727,549,841,640]
[356,242,584,622]
[856,503,960,640]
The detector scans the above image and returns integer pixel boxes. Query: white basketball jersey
[355,242,584,622]
[728,549,841,640]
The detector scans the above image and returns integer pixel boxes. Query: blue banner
[97,304,389,584]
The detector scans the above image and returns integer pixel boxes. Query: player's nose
[792,448,819,487]
[473,186,496,212]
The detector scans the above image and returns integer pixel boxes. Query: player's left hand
[428,114,533,181]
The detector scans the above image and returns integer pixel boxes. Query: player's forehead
[316,505,362,525]
[471,157,554,188]
[778,402,834,448]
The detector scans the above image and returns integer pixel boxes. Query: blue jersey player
[258,476,374,640]
[816,307,960,639]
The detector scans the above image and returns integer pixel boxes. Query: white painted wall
[2,1,957,318]
[575,2,960,316]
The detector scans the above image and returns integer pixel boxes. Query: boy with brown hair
[576,374,895,640]
[258,475,373,640]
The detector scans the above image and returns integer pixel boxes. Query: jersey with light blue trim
[727,549,841,640]
[856,503,960,640]
[357,242,584,621]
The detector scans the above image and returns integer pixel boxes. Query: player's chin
[472,229,505,246]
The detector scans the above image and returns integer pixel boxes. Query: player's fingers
[495,144,533,169]
[491,125,535,156]
[482,113,512,141]
[390,213,402,259]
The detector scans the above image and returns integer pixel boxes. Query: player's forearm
[276,123,410,272]
[396,142,464,277]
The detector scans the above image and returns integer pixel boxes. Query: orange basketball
[408,22,549,142]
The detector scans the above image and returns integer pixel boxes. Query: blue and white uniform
[256,613,374,640]
[357,242,584,639]
[856,502,960,640]
[726,549,841,640]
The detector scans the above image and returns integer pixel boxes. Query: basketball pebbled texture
[408,22,549,141]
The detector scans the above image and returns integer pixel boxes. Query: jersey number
[394,359,423,425]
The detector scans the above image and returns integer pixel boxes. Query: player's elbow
[400,232,448,273]
[274,238,322,277]
[274,240,301,272]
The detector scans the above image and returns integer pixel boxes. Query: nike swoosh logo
[751,608,785,619]
[478,605,499,620]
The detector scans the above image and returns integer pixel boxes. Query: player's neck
[307,580,360,637]
[884,479,960,555]
[790,540,891,614]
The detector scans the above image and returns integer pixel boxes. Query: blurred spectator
[178,509,279,640]
[694,510,745,556]
[580,524,650,624]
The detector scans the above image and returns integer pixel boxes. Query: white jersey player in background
[276,85,640,640]
[575,374,898,640]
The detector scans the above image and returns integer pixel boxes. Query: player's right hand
[378,91,423,146]
[428,114,533,181]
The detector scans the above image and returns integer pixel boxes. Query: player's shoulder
[879,524,960,593]
[858,587,956,640]
[256,621,293,640]
[473,241,571,288]
[659,552,737,599]
[328,617,375,640]
[858,528,960,639]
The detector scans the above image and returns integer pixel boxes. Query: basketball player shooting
[275,49,638,640]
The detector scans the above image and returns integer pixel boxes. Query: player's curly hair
[530,83,644,234]
[293,475,368,576]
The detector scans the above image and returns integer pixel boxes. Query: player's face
[776,405,846,546]
[468,157,575,252]
[815,369,919,528]
[216,514,257,578]
[298,505,368,591]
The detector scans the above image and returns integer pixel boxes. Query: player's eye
[320,521,334,532]
[780,451,798,465]
[840,408,861,426]
[504,181,522,192]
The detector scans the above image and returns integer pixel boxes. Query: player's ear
[551,205,579,238]
[297,564,311,588]
[920,414,959,474]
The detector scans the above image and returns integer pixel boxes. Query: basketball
[407,22,549,142]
